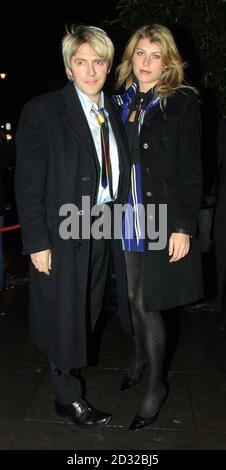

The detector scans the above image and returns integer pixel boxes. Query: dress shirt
[75,85,119,204]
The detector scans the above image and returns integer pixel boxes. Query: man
[15,25,131,428]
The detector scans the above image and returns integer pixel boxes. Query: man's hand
[30,249,52,275]
[168,233,190,263]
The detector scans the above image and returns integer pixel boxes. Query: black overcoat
[15,82,131,368]
[117,88,203,311]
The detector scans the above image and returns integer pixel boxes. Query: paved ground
[0,229,226,455]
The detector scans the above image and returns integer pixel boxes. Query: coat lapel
[61,82,97,165]
[61,84,129,203]
[143,101,164,124]
[105,95,125,158]
[104,95,129,200]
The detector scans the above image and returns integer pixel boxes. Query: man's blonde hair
[62,25,114,80]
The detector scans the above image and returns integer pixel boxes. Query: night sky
[0,0,122,124]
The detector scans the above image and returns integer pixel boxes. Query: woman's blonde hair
[116,24,195,100]
[62,24,114,80]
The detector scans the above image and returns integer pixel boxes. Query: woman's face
[132,39,165,92]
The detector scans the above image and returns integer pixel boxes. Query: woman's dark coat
[115,87,203,311]
[15,82,131,369]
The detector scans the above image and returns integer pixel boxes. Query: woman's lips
[139,69,151,74]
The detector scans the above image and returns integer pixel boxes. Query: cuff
[173,227,193,237]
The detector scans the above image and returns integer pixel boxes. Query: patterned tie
[93,106,113,199]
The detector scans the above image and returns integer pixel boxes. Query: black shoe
[129,410,159,431]
[119,373,142,392]
[55,398,112,428]
[119,363,146,392]
[128,388,169,431]
[119,376,140,392]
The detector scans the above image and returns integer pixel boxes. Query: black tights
[124,252,166,417]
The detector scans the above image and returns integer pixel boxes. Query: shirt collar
[137,86,155,102]
[74,84,105,117]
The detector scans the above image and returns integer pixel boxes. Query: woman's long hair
[115,24,196,103]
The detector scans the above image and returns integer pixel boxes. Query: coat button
[143,143,149,149]
[146,167,150,174]
[146,191,152,197]
[75,241,82,249]
[82,176,90,182]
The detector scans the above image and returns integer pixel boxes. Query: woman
[113,24,203,431]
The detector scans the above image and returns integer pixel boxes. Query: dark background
[0,0,121,125]
[0,0,122,217]
[0,0,224,199]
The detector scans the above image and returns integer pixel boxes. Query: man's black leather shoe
[55,398,112,428]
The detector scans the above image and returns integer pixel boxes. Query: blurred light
[0,73,7,79]
[5,122,11,131]
[6,133,12,141]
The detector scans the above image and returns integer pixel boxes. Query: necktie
[93,107,113,199]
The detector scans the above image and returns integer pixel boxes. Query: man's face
[68,42,109,104]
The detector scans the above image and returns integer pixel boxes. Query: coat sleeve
[15,99,51,254]
[173,93,203,236]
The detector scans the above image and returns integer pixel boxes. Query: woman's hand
[168,233,190,262]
